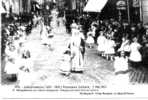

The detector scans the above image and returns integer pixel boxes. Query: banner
[84,0,108,12]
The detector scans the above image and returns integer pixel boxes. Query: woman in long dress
[41,23,49,44]
[70,28,85,72]
[50,8,59,33]
[129,37,142,69]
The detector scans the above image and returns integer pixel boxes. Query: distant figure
[86,29,95,48]
[50,8,59,29]
[71,20,78,36]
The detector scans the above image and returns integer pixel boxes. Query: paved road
[2,25,128,86]
[20,25,116,86]
[2,24,148,86]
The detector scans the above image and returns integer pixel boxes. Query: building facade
[141,0,148,24]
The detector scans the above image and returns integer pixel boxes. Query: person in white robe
[70,28,85,72]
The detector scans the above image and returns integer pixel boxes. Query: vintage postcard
[1,0,148,100]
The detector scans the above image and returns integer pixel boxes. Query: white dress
[105,39,115,54]
[97,35,106,52]
[129,42,142,62]
[71,23,78,36]
[118,40,130,52]
[4,47,19,74]
[114,57,128,72]
[50,9,59,29]
[86,32,94,44]
[59,54,71,74]
[41,25,49,44]
[70,35,84,71]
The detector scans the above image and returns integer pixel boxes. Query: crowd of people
[2,21,31,82]
[1,6,60,85]
[65,16,148,76]
[59,14,148,78]
[2,6,148,84]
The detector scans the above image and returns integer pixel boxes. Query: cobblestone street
[2,25,148,86]
[18,26,115,86]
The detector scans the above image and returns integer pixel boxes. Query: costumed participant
[111,51,129,86]
[97,31,106,56]
[86,29,95,48]
[71,20,78,36]
[70,27,85,72]
[40,22,50,45]
[50,7,59,33]
[129,37,142,69]
[59,49,71,76]
[114,51,128,74]
[104,36,116,61]
[4,43,19,82]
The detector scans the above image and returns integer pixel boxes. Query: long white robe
[70,33,84,71]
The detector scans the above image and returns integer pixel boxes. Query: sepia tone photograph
[1,0,148,99]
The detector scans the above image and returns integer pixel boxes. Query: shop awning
[84,0,108,12]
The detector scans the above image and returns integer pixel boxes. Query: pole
[119,9,122,22]
[127,0,130,23]
[139,0,143,23]
[19,0,21,25]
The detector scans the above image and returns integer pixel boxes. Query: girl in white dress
[129,37,142,69]
[105,36,116,60]
[114,51,128,74]
[97,31,106,55]
[112,51,129,85]
[59,50,71,76]
[86,29,95,48]
[4,43,19,81]
[50,8,59,32]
